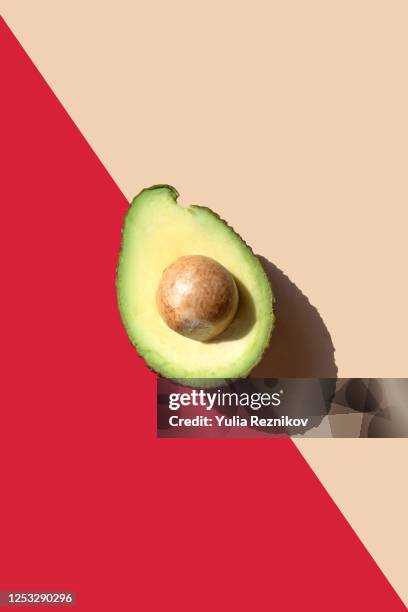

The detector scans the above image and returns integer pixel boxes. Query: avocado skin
[116,185,274,384]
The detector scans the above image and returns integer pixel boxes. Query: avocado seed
[156,255,239,341]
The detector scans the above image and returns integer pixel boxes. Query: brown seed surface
[156,255,239,341]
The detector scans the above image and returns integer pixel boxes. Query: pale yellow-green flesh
[117,186,274,380]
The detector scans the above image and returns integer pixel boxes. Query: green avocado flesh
[116,185,274,381]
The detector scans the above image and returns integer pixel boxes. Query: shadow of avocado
[252,257,337,378]
[210,278,256,342]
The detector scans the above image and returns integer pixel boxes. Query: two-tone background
[1,2,407,609]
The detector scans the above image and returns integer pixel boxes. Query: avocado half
[116,185,274,381]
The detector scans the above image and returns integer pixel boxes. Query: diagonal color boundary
[1,17,406,611]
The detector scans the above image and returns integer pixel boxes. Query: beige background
[2,0,407,603]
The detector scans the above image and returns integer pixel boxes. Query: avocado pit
[156,255,239,341]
